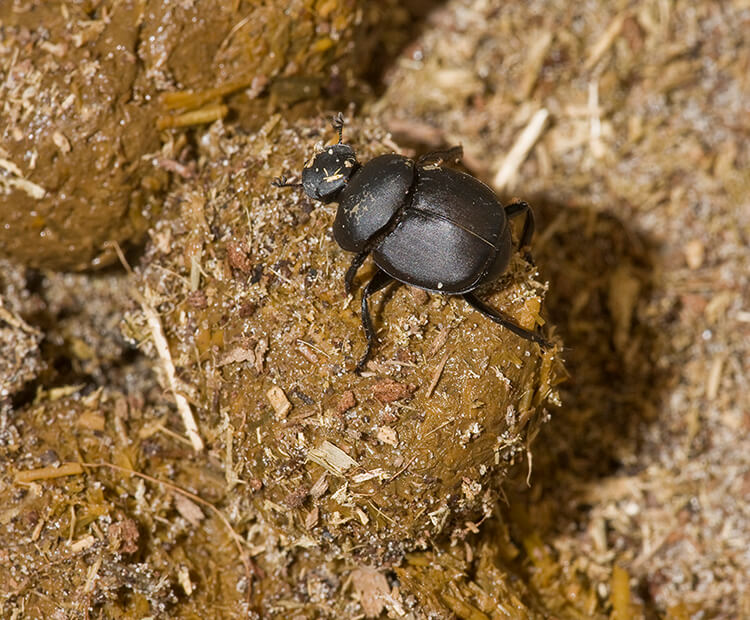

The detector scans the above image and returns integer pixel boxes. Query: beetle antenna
[271,175,302,188]
[331,112,345,144]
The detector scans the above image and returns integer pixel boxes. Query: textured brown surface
[0,0,375,270]
[1,0,748,617]
[0,2,165,270]
[0,116,562,618]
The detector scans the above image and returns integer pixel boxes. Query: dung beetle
[273,114,551,370]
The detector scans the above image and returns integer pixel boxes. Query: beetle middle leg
[417,145,463,167]
[344,250,369,296]
[356,269,395,371]
[463,292,551,348]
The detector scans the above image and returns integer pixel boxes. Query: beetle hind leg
[356,269,395,372]
[463,292,551,349]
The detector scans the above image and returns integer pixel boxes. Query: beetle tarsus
[332,112,345,144]
[356,269,394,371]
[463,292,552,349]
[417,145,463,167]
[345,250,369,296]
[272,175,302,188]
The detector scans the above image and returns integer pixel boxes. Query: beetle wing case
[411,167,507,242]
[333,154,415,252]
[372,166,511,294]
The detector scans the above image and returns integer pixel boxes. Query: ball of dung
[134,117,564,562]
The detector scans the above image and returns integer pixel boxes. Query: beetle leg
[463,292,552,349]
[345,250,369,296]
[271,175,302,188]
[331,112,345,143]
[417,145,463,167]
[504,201,535,251]
[356,269,395,371]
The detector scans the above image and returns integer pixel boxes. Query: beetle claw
[272,175,302,189]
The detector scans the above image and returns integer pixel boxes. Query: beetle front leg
[356,269,395,372]
[463,292,551,349]
[271,175,302,189]
[344,250,369,296]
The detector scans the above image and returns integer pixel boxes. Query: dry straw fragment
[14,462,84,484]
[308,440,358,475]
[142,288,204,451]
[493,108,549,191]
[267,385,292,418]
[584,12,629,70]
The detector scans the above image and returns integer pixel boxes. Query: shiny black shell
[371,166,511,294]
[333,154,414,252]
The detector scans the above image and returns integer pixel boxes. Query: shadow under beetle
[273,114,551,371]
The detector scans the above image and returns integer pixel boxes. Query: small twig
[526,447,534,487]
[367,500,397,525]
[155,157,195,179]
[106,241,204,452]
[518,31,553,99]
[267,267,294,286]
[387,456,418,483]
[141,294,204,451]
[156,104,228,130]
[425,350,451,398]
[296,339,330,359]
[155,423,196,447]
[14,462,84,484]
[0,157,46,199]
[218,14,253,54]
[0,302,40,335]
[380,359,419,369]
[423,418,456,439]
[584,11,629,70]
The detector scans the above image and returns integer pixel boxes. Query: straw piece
[493,108,549,191]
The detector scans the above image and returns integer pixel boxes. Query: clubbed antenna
[331,112,345,144]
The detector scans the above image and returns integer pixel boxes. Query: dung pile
[0,0,382,270]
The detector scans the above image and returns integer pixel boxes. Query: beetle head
[301,143,358,203]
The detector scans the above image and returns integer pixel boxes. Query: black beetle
[273,114,551,370]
